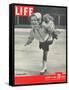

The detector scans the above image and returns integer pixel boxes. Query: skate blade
[40,69,47,75]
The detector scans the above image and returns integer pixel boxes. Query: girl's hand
[24,40,32,46]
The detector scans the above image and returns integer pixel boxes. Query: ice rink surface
[14,28,66,76]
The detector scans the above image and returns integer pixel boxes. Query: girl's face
[43,15,50,23]
[30,16,39,26]
[46,17,49,22]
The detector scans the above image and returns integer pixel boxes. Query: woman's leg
[40,50,48,73]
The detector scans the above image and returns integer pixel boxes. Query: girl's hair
[43,14,54,21]
[28,15,37,22]
[28,12,42,24]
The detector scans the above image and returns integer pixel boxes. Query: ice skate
[40,61,47,74]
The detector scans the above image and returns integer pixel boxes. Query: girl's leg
[40,50,48,74]
[43,50,47,61]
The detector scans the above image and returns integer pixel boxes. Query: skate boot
[40,61,47,74]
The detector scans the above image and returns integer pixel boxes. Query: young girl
[25,12,55,74]
[24,12,42,45]
[42,14,58,40]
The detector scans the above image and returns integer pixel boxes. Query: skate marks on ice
[15,28,66,76]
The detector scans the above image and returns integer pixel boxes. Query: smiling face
[43,14,50,23]
[30,15,39,26]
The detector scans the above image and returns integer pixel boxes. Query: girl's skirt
[39,39,53,51]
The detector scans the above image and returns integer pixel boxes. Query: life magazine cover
[9,4,67,86]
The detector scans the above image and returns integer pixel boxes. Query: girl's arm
[42,21,49,29]
[24,31,34,46]
[24,37,34,46]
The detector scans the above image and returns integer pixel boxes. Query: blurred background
[15,6,67,29]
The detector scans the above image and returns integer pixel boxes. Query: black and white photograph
[14,5,67,76]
